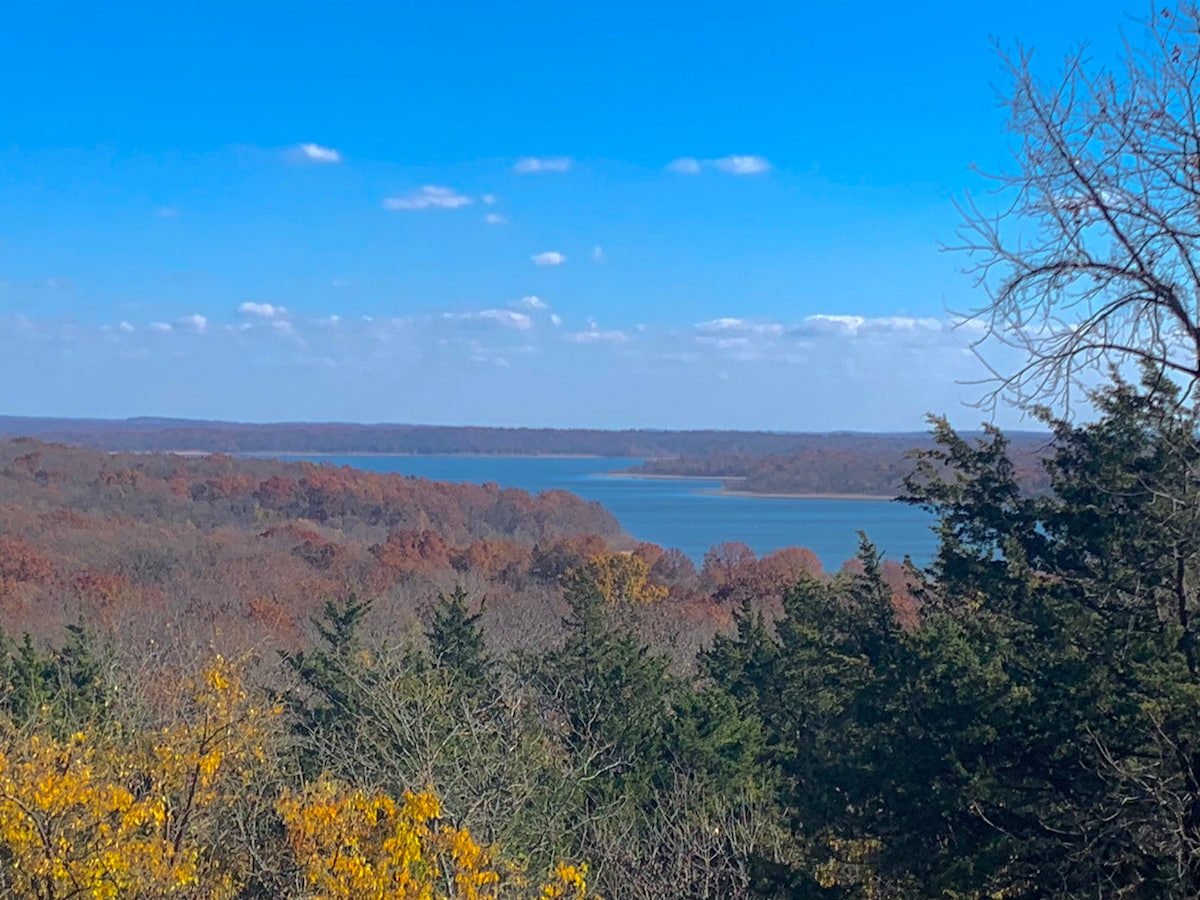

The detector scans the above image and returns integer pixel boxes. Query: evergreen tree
[0,623,113,732]
[539,567,673,804]
[720,371,1200,897]
[426,585,490,687]
[280,594,376,776]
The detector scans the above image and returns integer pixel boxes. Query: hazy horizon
[0,412,1057,438]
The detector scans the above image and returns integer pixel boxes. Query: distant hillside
[0,437,893,670]
[0,415,955,457]
[630,432,1054,497]
[0,438,624,646]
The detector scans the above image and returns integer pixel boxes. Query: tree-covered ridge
[630,432,1052,497]
[0,436,893,660]
[0,440,621,545]
[0,416,943,457]
[0,416,1057,497]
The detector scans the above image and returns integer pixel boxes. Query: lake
[268,454,938,569]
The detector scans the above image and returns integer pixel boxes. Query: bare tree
[955,3,1200,412]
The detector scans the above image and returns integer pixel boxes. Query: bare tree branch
[952,4,1200,412]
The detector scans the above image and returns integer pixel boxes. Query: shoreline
[707,488,897,501]
[130,452,899,499]
[601,471,748,482]
[236,451,607,460]
[610,471,896,501]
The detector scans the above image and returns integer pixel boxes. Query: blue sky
[0,0,1138,429]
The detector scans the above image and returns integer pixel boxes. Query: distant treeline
[0,415,1045,459]
[631,432,1054,496]
[0,416,1054,495]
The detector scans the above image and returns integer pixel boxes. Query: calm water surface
[271,455,937,569]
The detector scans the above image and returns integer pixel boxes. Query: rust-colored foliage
[752,547,823,595]
[701,541,758,601]
[372,529,452,575]
[0,535,55,584]
[72,569,133,607]
[452,539,532,581]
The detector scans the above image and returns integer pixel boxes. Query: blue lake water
[269,454,938,569]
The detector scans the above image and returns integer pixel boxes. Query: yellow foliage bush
[0,654,593,900]
[279,778,591,900]
[0,655,272,899]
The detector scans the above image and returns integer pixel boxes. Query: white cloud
[298,142,342,163]
[482,194,498,205]
[686,314,953,364]
[592,245,606,263]
[485,212,508,225]
[668,155,771,175]
[793,314,942,337]
[179,314,208,334]
[238,301,288,319]
[156,207,178,219]
[868,316,943,332]
[794,314,866,335]
[514,156,572,174]
[532,251,567,267]
[383,186,472,210]
[149,322,173,333]
[118,321,135,333]
[550,313,563,327]
[667,157,703,175]
[711,154,771,175]
[695,317,784,336]
[566,327,629,344]
[445,309,534,330]
[517,295,548,309]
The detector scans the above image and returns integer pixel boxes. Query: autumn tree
[576,552,667,605]
[278,780,593,900]
[701,541,757,602]
[0,655,277,899]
